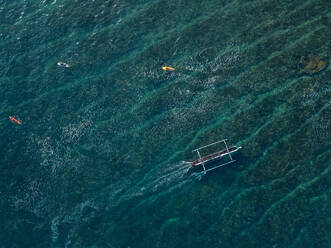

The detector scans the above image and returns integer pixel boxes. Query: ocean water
[0,0,330,247]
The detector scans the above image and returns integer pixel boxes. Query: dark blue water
[0,0,330,247]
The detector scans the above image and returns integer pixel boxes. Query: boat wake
[105,161,201,211]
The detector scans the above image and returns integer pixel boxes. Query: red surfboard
[9,116,22,125]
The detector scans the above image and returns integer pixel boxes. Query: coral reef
[299,54,328,75]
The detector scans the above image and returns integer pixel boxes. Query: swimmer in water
[57,61,70,68]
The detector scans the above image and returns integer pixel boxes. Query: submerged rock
[299,54,328,75]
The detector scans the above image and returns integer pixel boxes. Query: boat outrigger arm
[191,139,242,174]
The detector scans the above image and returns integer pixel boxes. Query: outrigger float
[190,139,242,174]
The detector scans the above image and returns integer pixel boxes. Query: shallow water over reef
[0,0,330,247]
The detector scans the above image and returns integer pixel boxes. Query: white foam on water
[51,216,60,243]
[10,179,45,215]
[52,199,100,247]
[62,199,99,224]
[312,115,329,141]
[61,117,93,144]
[210,43,242,73]
[22,110,96,181]
[106,161,199,210]
[298,79,331,107]
[35,136,64,174]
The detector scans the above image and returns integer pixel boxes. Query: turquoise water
[0,0,330,247]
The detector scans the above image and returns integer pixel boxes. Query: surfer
[57,61,70,68]
[9,116,22,125]
[162,66,175,71]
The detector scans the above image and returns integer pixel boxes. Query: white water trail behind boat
[107,161,201,210]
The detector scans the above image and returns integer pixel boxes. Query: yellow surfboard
[162,66,175,71]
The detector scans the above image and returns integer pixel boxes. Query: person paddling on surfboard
[57,61,70,68]
[162,66,175,71]
[9,116,22,125]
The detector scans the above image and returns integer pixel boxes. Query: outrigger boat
[190,139,242,174]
